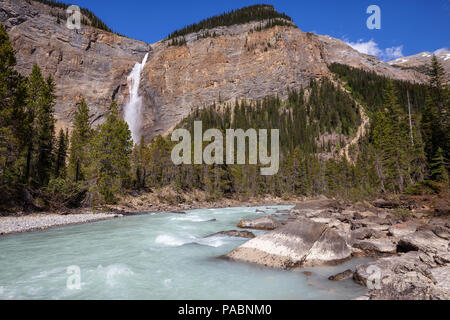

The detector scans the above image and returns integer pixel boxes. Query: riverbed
[0,206,369,299]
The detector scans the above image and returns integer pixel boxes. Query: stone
[388,222,419,238]
[205,230,255,239]
[225,218,351,269]
[328,269,353,281]
[397,230,449,254]
[353,238,397,255]
[237,216,281,230]
[430,266,450,294]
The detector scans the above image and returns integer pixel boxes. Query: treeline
[28,0,114,33]
[167,4,292,40]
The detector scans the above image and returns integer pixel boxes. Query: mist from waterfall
[124,53,149,144]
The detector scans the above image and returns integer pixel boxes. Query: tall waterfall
[124,53,149,144]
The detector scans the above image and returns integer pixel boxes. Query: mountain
[389,50,450,83]
[0,0,429,139]
[0,0,150,132]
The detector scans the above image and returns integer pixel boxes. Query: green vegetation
[167,4,292,40]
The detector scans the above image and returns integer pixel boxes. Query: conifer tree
[54,128,68,179]
[430,147,448,184]
[35,75,56,186]
[68,98,92,182]
[90,101,133,203]
[0,23,27,197]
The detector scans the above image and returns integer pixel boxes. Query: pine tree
[54,128,68,179]
[35,75,56,186]
[68,97,92,182]
[430,147,448,184]
[24,64,45,184]
[0,23,27,199]
[90,101,133,203]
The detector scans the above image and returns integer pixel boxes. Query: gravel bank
[0,213,122,236]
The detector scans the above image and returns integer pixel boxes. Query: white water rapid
[124,53,149,143]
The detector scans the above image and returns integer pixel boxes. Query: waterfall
[124,53,149,143]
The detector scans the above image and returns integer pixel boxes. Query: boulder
[289,199,341,218]
[237,216,282,230]
[205,230,255,239]
[353,238,397,255]
[328,269,354,281]
[225,218,351,269]
[351,227,382,241]
[388,222,419,238]
[397,230,449,254]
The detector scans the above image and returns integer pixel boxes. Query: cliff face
[0,0,150,131]
[1,0,427,139]
[139,24,427,137]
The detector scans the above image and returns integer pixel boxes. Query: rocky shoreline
[221,199,450,300]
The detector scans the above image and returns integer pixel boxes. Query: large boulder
[237,216,282,230]
[225,218,351,269]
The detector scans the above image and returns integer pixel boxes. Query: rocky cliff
[0,0,150,131]
[0,0,428,139]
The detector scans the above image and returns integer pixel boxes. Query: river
[0,206,369,299]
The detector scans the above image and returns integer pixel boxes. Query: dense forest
[167,4,292,40]
[28,0,114,33]
[0,21,448,213]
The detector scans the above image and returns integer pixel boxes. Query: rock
[255,209,266,213]
[388,222,419,238]
[354,251,449,300]
[353,238,397,255]
[430,266,450,294]
[275,209,290,214]
[205,230,255,239]
[171,210,186,214]
[351,227,382,241]
[368,271,448,300]
[328,269,353,281]
[237,216,281,230]
[417,225,450,241]
[373,199,400,209]
[289,199,341,218]
[205,219,217,222]
[225,218,351,269]
[397,230,449,254]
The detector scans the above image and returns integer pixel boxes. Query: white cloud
[344,38,404,61]
[434,47,449,55]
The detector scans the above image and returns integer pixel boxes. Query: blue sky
[69,0,449,60]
